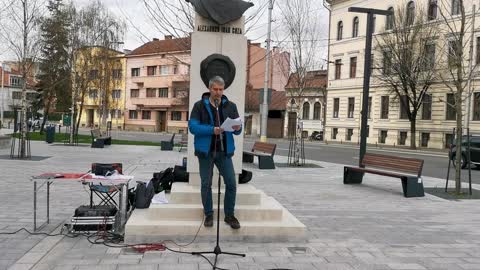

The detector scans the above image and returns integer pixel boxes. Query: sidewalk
[1,141,479,270]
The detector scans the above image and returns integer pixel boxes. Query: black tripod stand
[191,99,245,269]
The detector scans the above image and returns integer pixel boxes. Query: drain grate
[287,247,308,254]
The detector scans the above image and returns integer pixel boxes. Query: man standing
[189,76,242,229]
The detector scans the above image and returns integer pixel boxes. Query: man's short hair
[209,76,225,88]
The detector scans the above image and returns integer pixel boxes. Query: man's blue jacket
[189,92,242,157]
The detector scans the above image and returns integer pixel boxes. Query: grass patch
[13,132,162,147]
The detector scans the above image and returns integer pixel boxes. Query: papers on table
[220,117,243,132]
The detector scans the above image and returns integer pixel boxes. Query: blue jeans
[198,152,237,217]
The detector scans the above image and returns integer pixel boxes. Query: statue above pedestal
[185,0,254,25]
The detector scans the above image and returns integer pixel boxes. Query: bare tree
[437,0,478,194]
[0,0,46,158]
[279,0,322,165]
[374,4,439,150]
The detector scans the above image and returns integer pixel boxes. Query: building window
[421,133,430,147]
[89,69,98,80]
[352,17,359,38]
[337,21,343,40]
[400,95,409,119]
[12,91,21,99]
[173,65,178,74]
[346,129,353,141]
[302,102,310,119]
[372,15,376,33]
[131,68,140,77]
[476,37,480,64]
[348,97,355,118]
[110,109,121,119]
[88,89,98,99]
[111,89,121,99]
[130,89,139,98]
[350,57,357,78]
[446,93,456,120]
[473,92,480,120]
[10,76,21,87]
[368,97,372,119]
[313,102,321,120]
[381,96,389,119]
[449,40,459,67]
[333,98,339,118]
[142,110,151,120]
[129,110,138,119]
[452,0,460,15]
[379,130,388,144]
[147,66,156,76]
[386,7,394,30]
[112,69,122,79]
[146,88,157,98]
[171,111,182,121]
[428,0,437,20]
[406,1,415,25]
[159,88,168,98]
[383,51,392,75]
[332,128,338,139]
[445,133,454,148]
[422,94,432,120]
[399,131,407,146]
[160,65,168,75]
[425,43,435,70]
[335,59,342,79]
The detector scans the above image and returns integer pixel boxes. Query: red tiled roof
[245,89,287,112]
[129,37,191,56]
[285,70,327,89]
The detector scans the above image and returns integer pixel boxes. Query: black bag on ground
[239,169,252,184]
[173,165,189,182]
[134,181,155,209]
[152,167,174,193]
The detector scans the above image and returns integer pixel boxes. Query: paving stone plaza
[1,140,480,270]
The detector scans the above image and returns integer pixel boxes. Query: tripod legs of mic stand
[191,173,245,270]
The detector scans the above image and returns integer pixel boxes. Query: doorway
[87,109,94,127]
[287,112,297,137]
[156,111,167,132]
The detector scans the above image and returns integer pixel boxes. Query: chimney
[153,38,159,41]
[123,49,132,54]
[165,35,173,40]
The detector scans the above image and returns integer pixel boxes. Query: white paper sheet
[221,117,242,132]
[152,191,169,204]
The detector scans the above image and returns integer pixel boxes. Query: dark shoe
[204,214,213,227]
[224,215,240,229]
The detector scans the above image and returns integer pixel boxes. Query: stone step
[147,195,283,221]
[169,182,261,205]
[124,204,306,243]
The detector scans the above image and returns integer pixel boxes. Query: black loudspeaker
[173,165,189,182]
[74,205,117,217]
[239,169,252,184]
[91,163,122,176]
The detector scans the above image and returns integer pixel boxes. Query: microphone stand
[191,98,245,269]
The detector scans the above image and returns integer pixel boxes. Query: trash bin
[46,125,55,143]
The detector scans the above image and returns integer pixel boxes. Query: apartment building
[325,0,480,149]
[0,63,37,117]
[76,46,126,129]
[124,36,191,133]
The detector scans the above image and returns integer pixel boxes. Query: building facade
[285,70,327,138]
[76,47,126,130]
[124,36,191,133]
[325,0,480,149]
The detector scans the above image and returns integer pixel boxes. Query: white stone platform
[124,182,306,243]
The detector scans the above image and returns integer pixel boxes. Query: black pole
[348,7,391,168]
[358,12,374,168]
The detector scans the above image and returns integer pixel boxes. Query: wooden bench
[344,153,425,198]
[90,129,111,148]
[243,142,276,169]
[161,133,175,151]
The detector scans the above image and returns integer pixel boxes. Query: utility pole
[348,7,392,168]
[260,0,273,142]
[1,62,4,128]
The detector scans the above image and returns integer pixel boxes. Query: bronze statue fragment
[186,0,254,25]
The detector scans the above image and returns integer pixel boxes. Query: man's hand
[232,125,241,131]
[214,127,224,135]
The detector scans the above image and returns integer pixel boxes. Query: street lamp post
[348,7,392,168]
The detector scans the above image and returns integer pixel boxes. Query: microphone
[213,98,224,152]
